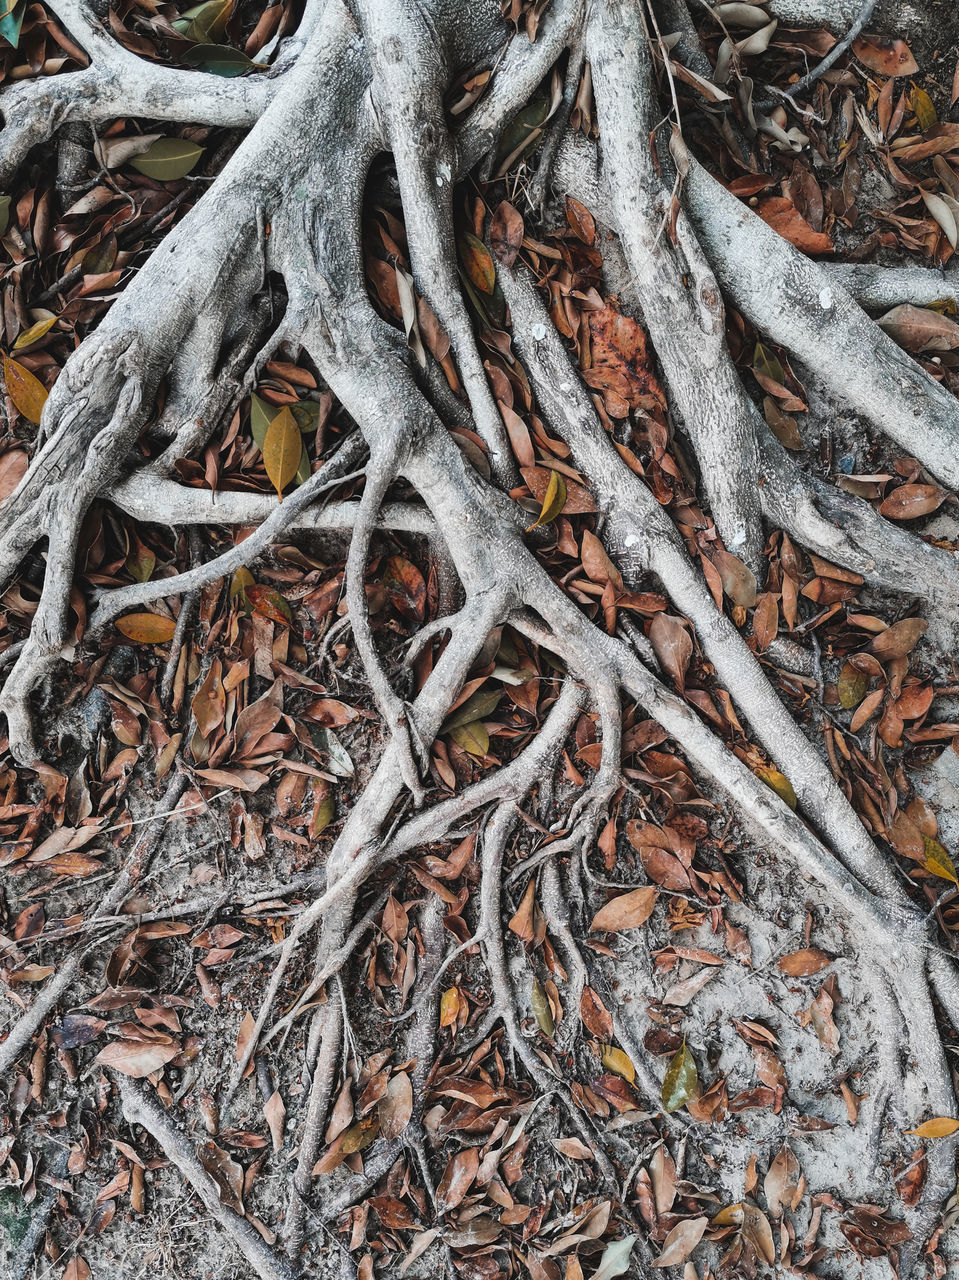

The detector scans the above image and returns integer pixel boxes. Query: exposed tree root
[2,0,959,1275]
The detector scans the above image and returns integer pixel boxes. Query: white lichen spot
[532,323,547,340]
[435,160,451,188]
[623,534,639,548]
[818,287,833,310]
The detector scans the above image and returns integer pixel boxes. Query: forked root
[2,0,958,1273]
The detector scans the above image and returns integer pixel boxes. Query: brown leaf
[383,554,427,624]
[490,200,524,267]
[651,1216,707,1267]
[870,617,926,661]
[0,448,28,501]
[580,986,614,1041]
[877,304,959,352]
[378,1071,413,1139]
[198,1140,245,1213]
[649,614,692,694]
[115,612,177,644]
[755,198,833,254]
[852,34,918,76]
[778,947,833,977]
[581,530,624,590]
[436,1146,479,1212]
[94,1037,179,1078]
[264,1090,285,1153]
[878,484,946,520]
[589,886,657,933]
[521,465,596,514]
[764,1142,802,1217]
[566,196,596,245]
[711,548,757,607]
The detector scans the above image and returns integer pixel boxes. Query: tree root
[4,0,959,1275]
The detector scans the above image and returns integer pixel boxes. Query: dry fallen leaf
[589,885,657,933]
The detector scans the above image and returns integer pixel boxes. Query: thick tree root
[2,0,959,1274]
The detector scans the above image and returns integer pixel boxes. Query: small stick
[117,1076,296,1280]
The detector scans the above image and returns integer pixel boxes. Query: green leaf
[601,1044,636,1084]
[442,687,502,733]
[290,400,321,434]
[295,438,311,486]
[449,721,489,757]
[129,138,204,181]
[494,96,550,174]
[459,230,496,295]
[0,195,11,238]
[911,86,937,131]
[175,0,233,41]
[250,393,274,449]
[531,979,554,1037]
[181,43,258,77]
[662,1042,698,1113]
[0,0,26,50]
[755,764,798,811]
[753,340,785,386]
[262,405,301,497]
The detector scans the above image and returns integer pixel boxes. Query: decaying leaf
[662,1042,698,1113]
[589,885,657,933]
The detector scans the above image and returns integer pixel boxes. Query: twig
[755,0,878,113]
[117,1076,296,1280]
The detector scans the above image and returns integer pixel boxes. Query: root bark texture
[2,0,958,1276]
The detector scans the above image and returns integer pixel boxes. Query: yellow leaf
[440,986,460,1027]
[262,405,300,498]
[3,354,48,424]
[13,316,57,350]
[921,834,958,886]
[906,1117,959,1138]
[911,86,937,131]
[116,612,177,644]
[711,1203,745,1228]
[600,1044,635,1084]
[755,765,797,811]
[340,1114,379,1154]
[526,469,566,530]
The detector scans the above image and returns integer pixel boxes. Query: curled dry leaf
[589,885,657,933]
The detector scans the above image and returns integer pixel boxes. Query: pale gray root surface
[1,0,959,1277]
